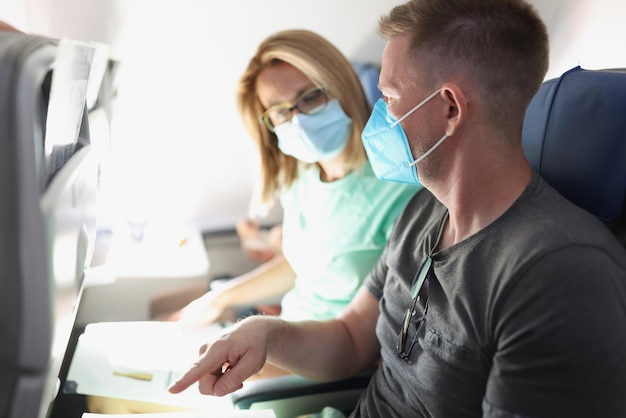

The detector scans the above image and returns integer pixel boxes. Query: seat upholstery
[0,31,59,418]
[352,62,382,107]
[522,65,626,245]
[0,31,102,418]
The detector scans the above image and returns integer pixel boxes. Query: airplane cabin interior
[0,0,625,417]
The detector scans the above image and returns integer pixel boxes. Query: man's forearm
[264,317,363,381]
[264,287,381,381]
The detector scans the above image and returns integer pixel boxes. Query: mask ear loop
[390,88,442,128]
[408,133,449,167]
[389,88,449,167]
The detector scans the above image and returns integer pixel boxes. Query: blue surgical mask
[361,89,449,184]
[275,99,352,163]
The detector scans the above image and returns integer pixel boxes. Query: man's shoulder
[531,176,622,246]
[497,175,626,269]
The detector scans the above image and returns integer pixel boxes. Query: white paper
[66,321,234,411]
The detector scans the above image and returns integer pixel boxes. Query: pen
[113,370,153,381]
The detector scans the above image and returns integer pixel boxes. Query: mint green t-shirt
[279,161,420,321]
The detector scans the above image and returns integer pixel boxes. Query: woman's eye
[271,108,290,123]
[301,90,322,106]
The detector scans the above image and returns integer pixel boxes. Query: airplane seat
[0,31,102,418]
[231,65,626,417]
[231,369,374,418]
[521,65,626,247]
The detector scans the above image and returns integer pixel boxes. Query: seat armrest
[231,371,373,418]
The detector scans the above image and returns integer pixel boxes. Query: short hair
[237,29,371,207]
[379,0,549,133]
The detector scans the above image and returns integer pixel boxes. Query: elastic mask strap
[390,88,442,128]
[408,133,449,167]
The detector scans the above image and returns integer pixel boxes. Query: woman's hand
[236,219,282,262]
[177,290,228,330]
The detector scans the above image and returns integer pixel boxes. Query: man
[169,0,626,416]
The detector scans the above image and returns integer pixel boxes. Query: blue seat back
[522,66,626,233]
[352,62,382,107]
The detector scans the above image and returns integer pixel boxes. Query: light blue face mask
[275,99,352,163]
[361,89,449,184]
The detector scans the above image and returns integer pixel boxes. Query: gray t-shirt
[353,173,626,418]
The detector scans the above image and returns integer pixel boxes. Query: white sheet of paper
[66,321,234,411]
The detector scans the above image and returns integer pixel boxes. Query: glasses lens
[296,88,328,115]
[259,87,328,132]
[267,107,291,129]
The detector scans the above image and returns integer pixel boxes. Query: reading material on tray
[66,320,236,411]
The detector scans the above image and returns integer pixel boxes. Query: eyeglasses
[259,86,328,132]
[397,256,432,361]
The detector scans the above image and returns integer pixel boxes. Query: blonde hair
[237,29,371,208]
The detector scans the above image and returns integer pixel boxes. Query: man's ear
[439,83,465,136]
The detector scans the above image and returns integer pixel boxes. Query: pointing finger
[168,354,223,394]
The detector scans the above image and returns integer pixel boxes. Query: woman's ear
[439,83,465,136]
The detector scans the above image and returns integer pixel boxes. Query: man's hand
[168,317,273,396]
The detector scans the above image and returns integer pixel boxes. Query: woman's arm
[179,255,295,328]
[214,254,294,308]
